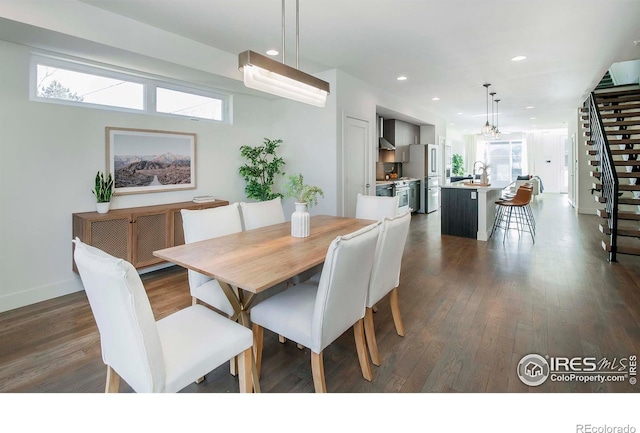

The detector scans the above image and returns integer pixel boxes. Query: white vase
[96,202,111,214]
[291,202,310,238]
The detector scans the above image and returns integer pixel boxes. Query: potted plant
[452,153,465,176]
[284,173,324,238]
[92,171,114,214]
[238,138,286,201]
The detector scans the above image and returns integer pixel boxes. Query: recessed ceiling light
[526,106,535,109]
[457,112,463,115]
[397,76,407,81]
[530,117,536,120]
[511,55,527,61]
[432,97,440,101]
[450,123,455,126]
[266,49,279,56]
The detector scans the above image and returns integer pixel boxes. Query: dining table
[153,214,375,327]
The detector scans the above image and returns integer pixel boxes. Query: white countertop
[440,180,506,191]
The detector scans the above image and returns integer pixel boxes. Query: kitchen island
[440,181,506,241]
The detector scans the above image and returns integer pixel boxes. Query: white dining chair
[363,211,411,366]
[304,193,399,286]
[250,221,381,392]
[239,197,286,231]
[355,193,399,220]
[181,203,243,316]
[72,238,255,393]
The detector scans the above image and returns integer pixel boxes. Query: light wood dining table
[153,215,375,327]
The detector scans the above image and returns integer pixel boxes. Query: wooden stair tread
[601,120,640,126]
[602,240,640,256]
[610,149,640,155]
[602,224,640,238]
[594,84,640,98]
[619,197,640,205]
[592,183,640,192]
[614,160,640,166]
[619,211,640,221]
[608,139,640,145]
[583,111,640,119]
[591,171,640,179]
[597,95,640,104]
[597,103,640,112]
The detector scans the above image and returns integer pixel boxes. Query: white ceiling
[21,1,640,132]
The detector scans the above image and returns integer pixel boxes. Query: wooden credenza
[72,199,229,272]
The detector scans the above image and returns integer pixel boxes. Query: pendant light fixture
[494,99,502,139]
[238,0,330,107]
[482,83,492,136]
[490,91,497,137]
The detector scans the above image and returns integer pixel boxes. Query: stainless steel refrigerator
[404,144,440,213]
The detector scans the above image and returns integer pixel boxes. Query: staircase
[582,86,640,260]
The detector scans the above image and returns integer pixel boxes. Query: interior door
[344,116,370,217]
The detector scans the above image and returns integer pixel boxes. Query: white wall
[0,40,274,312]
[271,70,339,218]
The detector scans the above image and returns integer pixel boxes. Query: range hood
[378,117,396,150]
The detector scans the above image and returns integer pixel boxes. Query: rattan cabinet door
[88,217,131,261]
[132,211,169,268]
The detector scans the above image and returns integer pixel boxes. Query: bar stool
[490,186,535,242]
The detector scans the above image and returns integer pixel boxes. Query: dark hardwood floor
[1,193,639,393]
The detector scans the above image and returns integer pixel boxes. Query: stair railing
[587,92,619,261]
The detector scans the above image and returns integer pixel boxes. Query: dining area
[72,195,411,394]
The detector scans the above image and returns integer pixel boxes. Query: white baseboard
[0,276,85,314]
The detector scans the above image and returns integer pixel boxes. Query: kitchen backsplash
[376,162,402,180]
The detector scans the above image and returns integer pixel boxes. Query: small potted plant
[92,171,114,214]
[285,173,324,238]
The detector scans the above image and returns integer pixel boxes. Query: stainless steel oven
[394,180,410,214]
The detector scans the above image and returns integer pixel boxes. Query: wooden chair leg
[364,307,381,366]
[389,288,405,337]
[353,319,373,381]
[229,356,237,376]
[236,347,253,393]
[105,365,120,393]
[252,323,264,379]
[311,351,327,393]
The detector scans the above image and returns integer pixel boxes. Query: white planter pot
[291,202,310,238]
[96,202,111,214]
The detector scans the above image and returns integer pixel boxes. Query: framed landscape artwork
[106,127,196,195]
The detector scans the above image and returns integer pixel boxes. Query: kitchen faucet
[473,161,488,184]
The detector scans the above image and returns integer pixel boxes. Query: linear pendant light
[238,0,330,107]
[482,83,492,136]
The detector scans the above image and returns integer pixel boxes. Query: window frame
[29,54,232,124]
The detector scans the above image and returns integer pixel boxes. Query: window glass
[36,65,144,110]
[32,56,231,123]
[156,87,223,121]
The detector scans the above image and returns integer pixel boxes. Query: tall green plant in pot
[92,171,114,214]
[238,138,286,201]
[452,153,465,176]
[285,173,324,238]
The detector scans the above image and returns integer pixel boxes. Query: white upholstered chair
[363,211,411,366]
[72,238,254,393]
[181,203,243,316]
[239,197,286,231]
[355,193,399,220]
[250,222,381,392]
